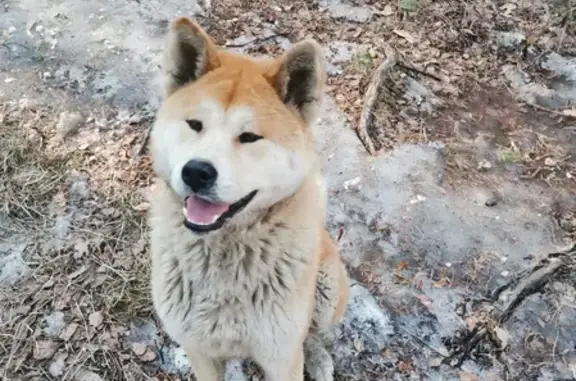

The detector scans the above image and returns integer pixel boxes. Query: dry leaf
[49,352,68,377]
[428,357,442,367]
[132,202,150,212]
[458,371,479,381]
[562,108,576,117]
[381,5,394,16]
[89,311,104,328]
[465,316,477,330]
[139,347,157,362]
[396,261,408,272]
[33,340,58,360]
[393,29,417,43]
[494,327,510,349]
[74,241,89,259]
[60,323,79,341]
[74,368,104,381]
[67,265,88,280]
[433,278,450,288]
[397,360,413,372]
[418,294,432,306]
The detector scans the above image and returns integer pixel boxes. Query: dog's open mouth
[182,191,257,233]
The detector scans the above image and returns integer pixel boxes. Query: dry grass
[0,102,155,380]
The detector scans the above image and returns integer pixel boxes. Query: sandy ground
[1,0,576,380]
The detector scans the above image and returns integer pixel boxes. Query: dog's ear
[163,17,220,96]
[270,40,326,125]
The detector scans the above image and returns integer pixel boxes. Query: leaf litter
[1,0,575,379]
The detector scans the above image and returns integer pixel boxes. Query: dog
[148,17,349,381]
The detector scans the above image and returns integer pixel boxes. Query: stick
[522,101,576,119]
[225,33,290,48]
[398,60,443,82]
[137,126,152,156]
[356,45,398,156]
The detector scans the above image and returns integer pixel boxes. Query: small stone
[477,159,492,171]
[43,311,65,337]
[328,4,372,23]
[501,270,509,277]
[131,342,147,356]
[409,194,427,204]
[343,177,361,191]
[485,197,498,207]
[7,26,16,33]
[495,31,526,49]
[88,311,104,328]
[56,112,84,139]
[544,157,557,167]
[19,97,40,110]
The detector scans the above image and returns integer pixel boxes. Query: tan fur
[149,17,349,381]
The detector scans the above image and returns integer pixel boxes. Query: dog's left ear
[270,40,326,125]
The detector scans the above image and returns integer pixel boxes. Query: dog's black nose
[181,160,218,192]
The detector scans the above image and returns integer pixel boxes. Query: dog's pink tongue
[185,196,229,224]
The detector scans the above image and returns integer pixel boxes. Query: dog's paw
[304,335,334,381]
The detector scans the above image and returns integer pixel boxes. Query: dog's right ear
[162,17,220,96]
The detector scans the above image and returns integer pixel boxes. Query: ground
[1,0,575,380]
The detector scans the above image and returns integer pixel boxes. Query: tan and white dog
[148,17,349,381]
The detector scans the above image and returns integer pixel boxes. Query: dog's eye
[238,132,263,144]
[186,119,203,132]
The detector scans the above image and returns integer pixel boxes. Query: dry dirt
[1,0,576,380]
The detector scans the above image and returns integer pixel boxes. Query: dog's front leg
[258,345,304,381]
[185,349,225,381]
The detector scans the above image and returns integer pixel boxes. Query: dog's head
[150,17,326,234]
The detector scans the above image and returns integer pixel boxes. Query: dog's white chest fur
[150,194,319,358]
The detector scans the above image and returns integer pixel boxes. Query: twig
[225,33,290,48]
[522,101,575,119]
[398,59,443,82]
[356,44,398,156]
[398,325,450,358]
[137,126,152,156]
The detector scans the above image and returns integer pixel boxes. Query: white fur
[151,98,312,220]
